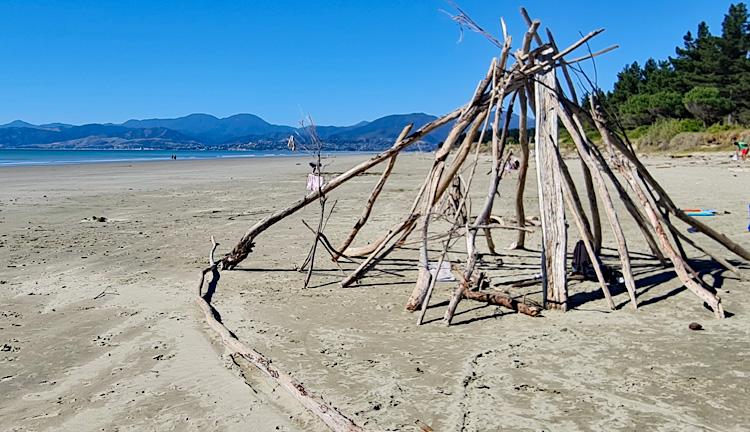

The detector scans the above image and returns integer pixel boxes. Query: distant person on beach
[504,156,520,173]
[735,140,748,161]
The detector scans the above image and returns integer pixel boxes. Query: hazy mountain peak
[0,120,36,128]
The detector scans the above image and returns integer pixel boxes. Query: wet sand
[1,153,748,431]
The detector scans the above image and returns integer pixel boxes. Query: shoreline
[0,149,380,168]
[2,147,745,169]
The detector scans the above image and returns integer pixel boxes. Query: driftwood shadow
[569,257,737,310]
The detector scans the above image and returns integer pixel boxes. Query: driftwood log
[197,242,362,432]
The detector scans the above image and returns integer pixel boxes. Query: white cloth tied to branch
[306,174,325,191]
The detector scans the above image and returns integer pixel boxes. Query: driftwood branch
[195,296,363,431]
[557,102,639,309]
[196,239,362,431]
[334,125,411,260]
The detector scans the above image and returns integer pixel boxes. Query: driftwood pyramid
[195,8,749,432]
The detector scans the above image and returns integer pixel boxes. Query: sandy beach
[1,153,749,431]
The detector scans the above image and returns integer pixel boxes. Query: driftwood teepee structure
[195,7,749,431]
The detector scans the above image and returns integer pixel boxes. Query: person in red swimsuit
[735,140,748,161]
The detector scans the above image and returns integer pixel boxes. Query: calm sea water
[0,149,328,167]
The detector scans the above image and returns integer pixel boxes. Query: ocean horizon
[0,149,373,167]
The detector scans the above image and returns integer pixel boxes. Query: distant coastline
[0,148,375,167]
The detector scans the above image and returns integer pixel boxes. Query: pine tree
[720,3,750,121]
[671,22,725,91]
[605,3,750,126]
[608,62,643,106]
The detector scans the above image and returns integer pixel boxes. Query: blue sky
[0,0,737,126]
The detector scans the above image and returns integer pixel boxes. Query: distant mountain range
[0,112,520,151]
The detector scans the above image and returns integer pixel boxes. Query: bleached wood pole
[616,165,724,318]
[401,59,498,298]
[340,213,421,287]
[580,162,602,253]
[417,235,451,325]
[552,147,615,309]
[545,29,577,103]
[408,166,444,311]
[417,117,498,322]
[443,229,477,324]
[342,169,431,258]
[510,17,538,250]
[556,103,639,309]
[417,191,469,324]
[333,125,412,260]
[408,102,489,305]
[416,78,503,319]
[592,104,724,318]
[444,83,515,324]
[481,91,517,255]
[520,7,543,46]
[555,149,594,242]
[569,110,601,255]
[513,90,531,249]
[434,110,489,201]
[586,143,668,264]
[575,113,660,263]
[544,29,605,254]
[534,49,568,311]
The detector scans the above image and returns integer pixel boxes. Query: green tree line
[602,3,750,128]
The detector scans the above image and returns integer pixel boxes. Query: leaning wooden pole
[556,102,639,309]
[408,165,444,311]
[409,59,500,308]
[481,91,517,255]
[444,80,515,324]
[513,90,531,249]
[511,11,539,250]
[581,161,602,253]
[434,110,489,201]
[552,146,615,309]
[589,107,735,315]
[586,143,668,264]
[342,166,432,259]
[555,148,594,244]
[670,223,744,279]
[616,164,725,318]
[408,107,492,310]
[333,125,411,260]
[342,96,485,288]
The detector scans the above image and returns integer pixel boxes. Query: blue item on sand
[684,210,716,217]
